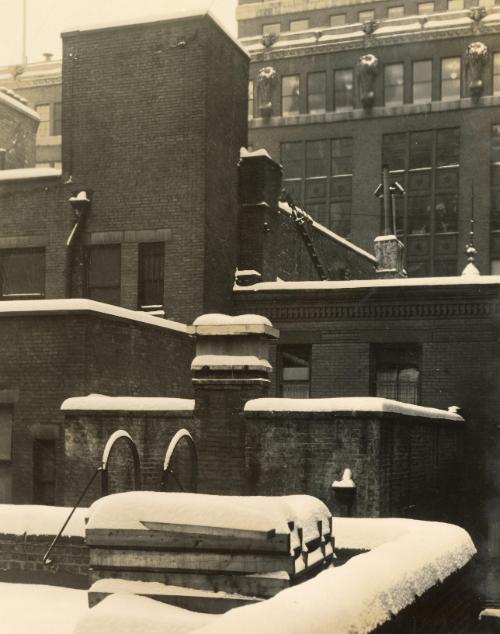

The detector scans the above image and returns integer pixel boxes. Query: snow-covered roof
[61,394,195,412]
[62,6,248,58]
[191,355,272,372]
[0,89,39,120]
[190,313,278,338]
[244,397,464,422]
[0,298,188,334]
[0,504,86,538]
[235,275,500,294]
[240,147,273,160]
[0,167,61,182]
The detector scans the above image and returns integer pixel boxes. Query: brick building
[239,0,500,277]
[0,87,38,170]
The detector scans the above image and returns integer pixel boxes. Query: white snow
[90,578,260,601]
[86,491,330,548]
[235,269,262,278]
[0,298,187,333]
[479,608,500,620]
[239,148,272,161]
[0,167,61,182]
[0,582,88,634]
[0,504,87,538]
[74,593,216,634]
[193,313,272,327]
[461,262,480,276]
[194,519,475,634]
[332,469,356,489]
[234,274,500,293]
[191,355,271,371]
[163,429,195,470]
[244,397,464,422]
[0,89,39,120]
[61,394,195,412]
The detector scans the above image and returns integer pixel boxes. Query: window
[382,129,460,275]
[441,57,461,101]
[493,53,500,96]
[447,0,464,9]
[35,104,50,138]
[358,9,375,21]
[248,80,254,119]
[262,23,280,35]
[384,63,404,106]
[372,344,420,404]
[282,75,300,115]
[33,439,56,506]
[387,5,405,17]
[307,72,326,114]
[138,243,164,310]
[331,137,353,175]
[278,345,311,398]
[85,244,121,305]
[290,18,309,31]
[334,69,353,111]
[330,14,346,26]
[491,125,500,233]
[0,408,13,503]
[0,248,45,299]
[418,1,435,14]
[52,102,62,136]
[413,60,432,104]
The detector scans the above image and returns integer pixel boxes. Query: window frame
[333,68,354,112]
[0,247,45,300]
[281,74,301,116]
[277,344,312,398]
[387,5,405,18]
[412,60,433,104]
[262,23,281,36]
[418,1,435,14]
[248,80,254,119]
[52,102,62,136]
[371,343,422,405]
[85,243,122,306]
[35,104,50,138]
[289,18,309,31]
[384,63,405,106]
[358,9,375,21]
[493,53,500,96]
[440,56,462,102]
[138,242,165,310]
[307,71,326,114]
[330,14,346,26]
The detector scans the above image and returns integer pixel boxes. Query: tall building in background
[0,55,62,168]
[238,0,500,276]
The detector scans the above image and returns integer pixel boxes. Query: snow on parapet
[0,504,86,538]
[191,355,272,371]
[0,167,61,182]
[240,147,273,161]
[0,88,39,120]
[195,519,475,634]
[193,314,272,327]
[190,313,278,338]
[61,394,194,412]
[244,397,464,422]
[0,298,187,333]
[235,275,500,293]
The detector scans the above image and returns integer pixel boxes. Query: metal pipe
[382,165,391,235]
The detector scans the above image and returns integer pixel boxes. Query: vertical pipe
[382,165,391,235]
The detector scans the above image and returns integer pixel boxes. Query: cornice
[237,0,386,22]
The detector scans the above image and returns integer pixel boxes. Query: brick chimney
[374,235,406,278]
[189,313,279,494]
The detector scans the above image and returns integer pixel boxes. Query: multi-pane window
[307,72,326,114]
[86,244,121,306]
[358,9,375,21]
[138,242,164,310]
[0,408,13,503]
[387,5,405,17]
[248,80,254,119]
[334,69,353,111]
[278,345,311,398]
[0,248,45,299]
[490,125,500,258]
[282,75,300,116]
[372,344,421,405]
[290,18,309,31]
[382,129,460,276]
[493,53,500,96]
[413,60,432,103]
[53,102,62,136]
[330,14,346,26]
[35,104,50,137]
[33,439,56,506]
[384,64,404,106]
[441,57,461,101]
[281,138,353,236]
[418,1,435,14]
[262,23,280,35]
[447,0,464,9]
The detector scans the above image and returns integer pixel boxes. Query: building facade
[0,88,38,169]
[239,0,500,277]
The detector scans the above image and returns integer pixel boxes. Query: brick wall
[0,95,38,169]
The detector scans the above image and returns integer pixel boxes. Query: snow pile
[191,355,271,371]
[90,579,259,600]
[193,313,272,327]
[244,396,464,422]
[61,394,195,412]
[86,492,330,547]
[332,468,356,489]
[74,593,215,634]
[0,504,87,538]
[193,519,475,634]
[0,167,61,182]
[239,148,273,161]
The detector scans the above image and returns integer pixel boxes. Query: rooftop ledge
[189,313,279,338]
[0,167,61,182]
[244,397,464,422]
[0,298,188,334]
[61,394,195,412]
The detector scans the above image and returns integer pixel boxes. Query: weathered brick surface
[0,97,37,169]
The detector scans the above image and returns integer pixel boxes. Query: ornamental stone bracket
[357,53,378,110]
[362,19,378,36]
[465,41,489,100]
[257,66,278,118]
[262,33,279,48]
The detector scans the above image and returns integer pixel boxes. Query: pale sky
[0,0,238,66]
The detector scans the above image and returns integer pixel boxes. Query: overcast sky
[0,0,238,66]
